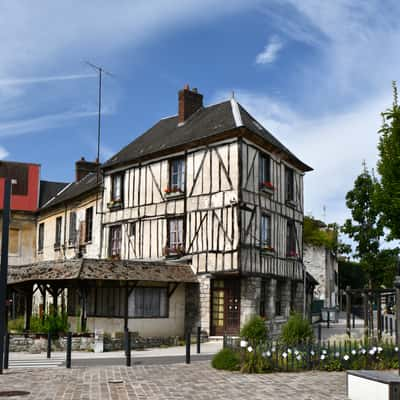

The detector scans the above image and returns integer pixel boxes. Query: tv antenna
[84,61,115,182]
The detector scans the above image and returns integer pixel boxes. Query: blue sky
[1,0,400,226]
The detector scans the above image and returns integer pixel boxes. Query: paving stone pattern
[0,361,347,400]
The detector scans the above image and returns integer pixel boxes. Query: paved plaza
[0,361,348,400]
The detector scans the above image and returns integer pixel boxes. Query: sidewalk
[9,340,223,361]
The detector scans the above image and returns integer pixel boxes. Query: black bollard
[352,313,356,329]
[66,332,72,369]
[47,332,51,359]
[327,311,330,329]
[3,333,9,369]
[185,331,191,364]
[318,323,322,343]
[196,326,201,354]
[390,318,394,336]
[125,329,131,367]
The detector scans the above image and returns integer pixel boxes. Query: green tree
[376,81,400,240]
[342,163,384,288]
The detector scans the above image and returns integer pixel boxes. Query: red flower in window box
[163,244,185,257]
[262,245,275,253]
[164,187,183,194]
[261,181,274,190]
[288,251,298,258]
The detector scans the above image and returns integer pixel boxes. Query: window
[38,223,44,252]
[55,216,62,248]
[129,287,168,318]
[285,167,294,202]
[111,173,123,202]
[260,214,272,249]
[109,225,122,258]
[129,222,136,237]
[259,153,271,185]
[69,211,77,245]
[167,218,184,254]
[286,220,297,257]
[169,158,185,192]
[9,228,20,255]
[85,207,93,243]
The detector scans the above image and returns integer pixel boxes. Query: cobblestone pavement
[0,361,347,399]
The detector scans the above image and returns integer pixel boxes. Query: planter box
[347,370,400,400]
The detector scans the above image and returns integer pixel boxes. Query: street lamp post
[0,178,11,374]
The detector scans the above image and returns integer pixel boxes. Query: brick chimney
[75,157,99,181]
[178,84,203,124]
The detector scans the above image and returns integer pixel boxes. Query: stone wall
[198,275,211,334]
[240,277,261,327]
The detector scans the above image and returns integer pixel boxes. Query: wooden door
[211,279,240,335]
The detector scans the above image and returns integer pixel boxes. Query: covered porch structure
[7,259,199,337]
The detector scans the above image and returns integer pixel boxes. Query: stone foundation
[198,275,211,334]
[240,277,261,327]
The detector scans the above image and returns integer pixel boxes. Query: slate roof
[102,99,312,171]
[40,172,101,210]
[8,259,198,285]
[39,180,68,208]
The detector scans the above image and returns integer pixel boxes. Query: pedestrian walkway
[8,354,65,369]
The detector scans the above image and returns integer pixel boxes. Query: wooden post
[124,284,129,332]
[362,291,368,339]
[377,294,382,341]
[346,286,351,338]
[80,287,87,332]
[24,286,33,331]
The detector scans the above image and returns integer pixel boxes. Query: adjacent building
[7,85,314,338]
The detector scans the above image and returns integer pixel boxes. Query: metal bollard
[318,323,322,343]
[327,311,330,329]
[66,332,72,369]
[352,314,356,329]
[196,326,201,354]
[47,332,51,359]
[390,318,394,336]
[125,329,131,367]
[3,333,9,369]
[185,331,191,364]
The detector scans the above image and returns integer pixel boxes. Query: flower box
[260,181,274,190]
[261,246,275,254]
[287,251,298,258]
[164,187,184,196]
[163,245,185,257]
[107,200,122,210]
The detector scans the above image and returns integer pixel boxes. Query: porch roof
[8,258,198,285]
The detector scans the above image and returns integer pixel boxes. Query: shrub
[212,348,241,371]
[240,315,267,346]
[8,316,25,333]
[29,313,69,334]
[280,313,314,347]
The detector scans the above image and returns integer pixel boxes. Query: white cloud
[0,74,96,87]
[0,146,9,159]
[255,36,283,64]
[0,110,100,138]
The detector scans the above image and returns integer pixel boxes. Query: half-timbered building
[7,85,314,338]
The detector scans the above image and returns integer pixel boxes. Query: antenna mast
[85,61,114,183]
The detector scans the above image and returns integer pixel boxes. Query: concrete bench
[347,370,400,400]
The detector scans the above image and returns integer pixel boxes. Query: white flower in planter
[369,349,375,355]
[320,354,326,360]
[343,355,350,361]
[271,347,276,352]
[351,350,357,355]
[335,352,340,358]
[282,352,288,359]
[294,350,299,356]
[372,346,377,352]
[322,349,327,355]
[377,347,383,353]
[310,350,315,356]
[247,346,253,353]
[288,349,292,354]
[240,340,248,348]
[296,354,302,361]
[361,349,366,354]
[266,350,272,357]
[395,347,399,352]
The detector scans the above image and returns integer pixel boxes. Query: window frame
[166,217,184,255]
[260,213,272,250]
[54,216,62,249]
[85,207,93,243]
[285,166,295,202]
[109,224,122,258]
[168,157,185,193]
[111,173,124,203]
[129,286,169,318]
[259,153,272,186]
[68,211,77,246]
[286,219,297,257]
[38,223,44,252]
